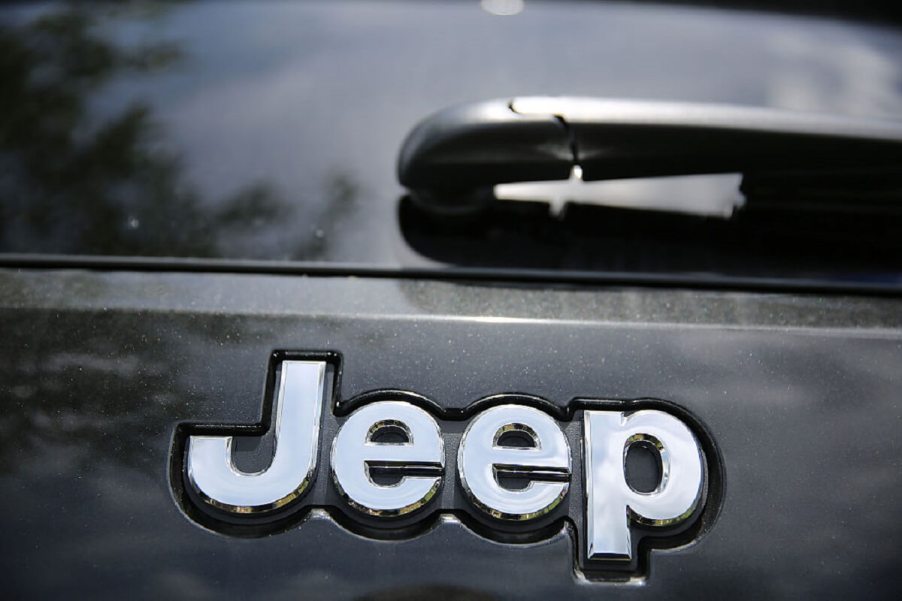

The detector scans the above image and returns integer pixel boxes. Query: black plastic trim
[1,253,901,297]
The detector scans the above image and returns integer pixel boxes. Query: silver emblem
[584,410,704,561]
[332,401,444,516]
[175,356,717,578]
[185,361,325,514]
[458,404,571,521]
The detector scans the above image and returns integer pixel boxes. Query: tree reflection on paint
[0,7,289,257]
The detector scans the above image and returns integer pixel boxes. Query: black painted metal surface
[1,269,901,598]
[3,1,902,266]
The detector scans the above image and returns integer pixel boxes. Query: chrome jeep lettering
[584,409,705,561]
[177,357,714,577]
[458,404,571,521]
[332,401,444,517]
[185,361,325,514]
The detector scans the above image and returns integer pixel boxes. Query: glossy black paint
[4,4,902,595]
[2,269,901,598]
[3,1,902,266]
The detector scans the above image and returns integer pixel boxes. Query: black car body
[2,1,902,599]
